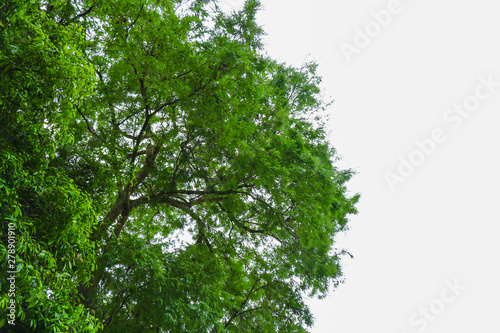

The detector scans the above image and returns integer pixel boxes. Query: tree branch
[76,105,102,140]
[72,5,96,21]
[225,305,264,329]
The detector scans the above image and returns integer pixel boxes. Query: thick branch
[129,143,161,194]
[113,200,130,238]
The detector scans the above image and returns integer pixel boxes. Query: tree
[1,0,359,332]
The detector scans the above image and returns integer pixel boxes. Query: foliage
[0,0,100,331]
[1,0,358,332]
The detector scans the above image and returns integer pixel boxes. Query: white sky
[222,0,500,332]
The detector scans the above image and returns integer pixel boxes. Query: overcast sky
[222,0,500,332]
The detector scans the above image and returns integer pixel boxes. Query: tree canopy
[1,0,359,332]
